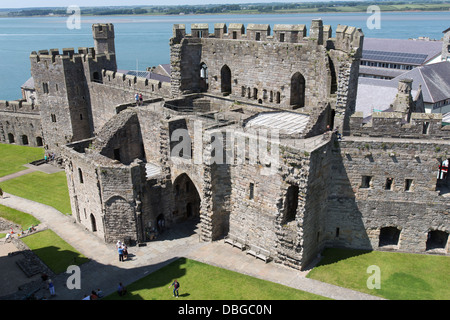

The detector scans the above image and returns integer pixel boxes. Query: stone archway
[172,173,201,223]
[220,65,232,95]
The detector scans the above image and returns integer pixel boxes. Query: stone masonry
[0,20,448,271]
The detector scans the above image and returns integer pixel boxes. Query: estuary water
[0,11,449,100]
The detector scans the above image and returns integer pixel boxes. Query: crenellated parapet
[0,99,39,113]
[171,19,363,56]
[30,46,116,67]
[101,69,171,97]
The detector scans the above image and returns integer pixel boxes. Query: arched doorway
[220,65,232,95]
[290,72,305,109]
[172,173,201,223]
[90,214,97,232]
[21,135,29,145]
[7,133,14,143]
[36,136,43,147]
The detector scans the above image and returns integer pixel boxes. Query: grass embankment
[0,144,44,177]
[307,248,450,300]
[105,258,329,300]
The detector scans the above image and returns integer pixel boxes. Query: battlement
[350,111,450,139]
[0,99,39,113]
[30,46,115,65]
[101,69,171,97]
[171,19,363,54]
[92,23,115,40]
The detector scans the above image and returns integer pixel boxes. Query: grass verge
[104,258,329,300]
[306,248,450,300]
[0,144,44,177]
[21,229,89,274]
[0,171,71,215]
[0,204,40,229]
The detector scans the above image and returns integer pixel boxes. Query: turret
[92,23,116,56]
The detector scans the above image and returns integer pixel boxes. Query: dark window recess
[361,176,372,188]
[249,183,254,200]
[385,178,393,190]
[405,179,413,191]
[114,148,121,162]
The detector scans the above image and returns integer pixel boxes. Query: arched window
[200,63,208,91]
[7,133,14,143]
[90,214,97,232]
[21,135,29,145]
[36,137,43,147]
[290,72,306,109]
[220,65,232,95]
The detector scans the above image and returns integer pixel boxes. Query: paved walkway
[0,166,384,300]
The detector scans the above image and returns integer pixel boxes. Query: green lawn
[306,248,450,300]
[104,258,329,300]
[0,144,44,177]
[0,204,40,230]
[0,171,71,215]
[21,229,89,274]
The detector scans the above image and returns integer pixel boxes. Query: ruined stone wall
[0,100,43,147]
[326,138,450,253]
[350,112,450,139]
[62,142,105,239]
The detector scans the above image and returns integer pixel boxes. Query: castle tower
[92,23,116,55]
[392,78,414,114]
[442,27,450,62]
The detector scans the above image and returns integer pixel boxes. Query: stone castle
[0,20,448,270]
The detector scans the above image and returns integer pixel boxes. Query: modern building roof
[362,38,443,65]
[356,77,417,118]
[356,61,450,116]
[117,69,171,83]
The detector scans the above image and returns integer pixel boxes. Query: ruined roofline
[172,19,364,52]
[30,47,115,63]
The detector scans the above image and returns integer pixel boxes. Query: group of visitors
[116,240,129,262]
[135,93,144,106]
[82,288,104,300]
[44,152,56,162]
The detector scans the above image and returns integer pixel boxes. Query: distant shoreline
[2,4,450,18]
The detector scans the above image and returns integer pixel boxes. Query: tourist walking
[48,279,55,296]
[118,245,124,262]
[169,279,180,298]
[117,282,127,296]
[123,244,128,260]
[0,187,3,199]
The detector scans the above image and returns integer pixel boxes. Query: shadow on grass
[104,257,188,300]
[315,247,373,268]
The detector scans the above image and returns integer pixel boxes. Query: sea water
[0,11,449,100]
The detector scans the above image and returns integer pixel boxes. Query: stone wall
[0,100,43,147]
[350,112,450,139]
[170,20,363,127]
[326,137,450,253]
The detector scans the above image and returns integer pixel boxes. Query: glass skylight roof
[362,50,428,65]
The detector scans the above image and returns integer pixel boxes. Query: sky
[0,0,313,9]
